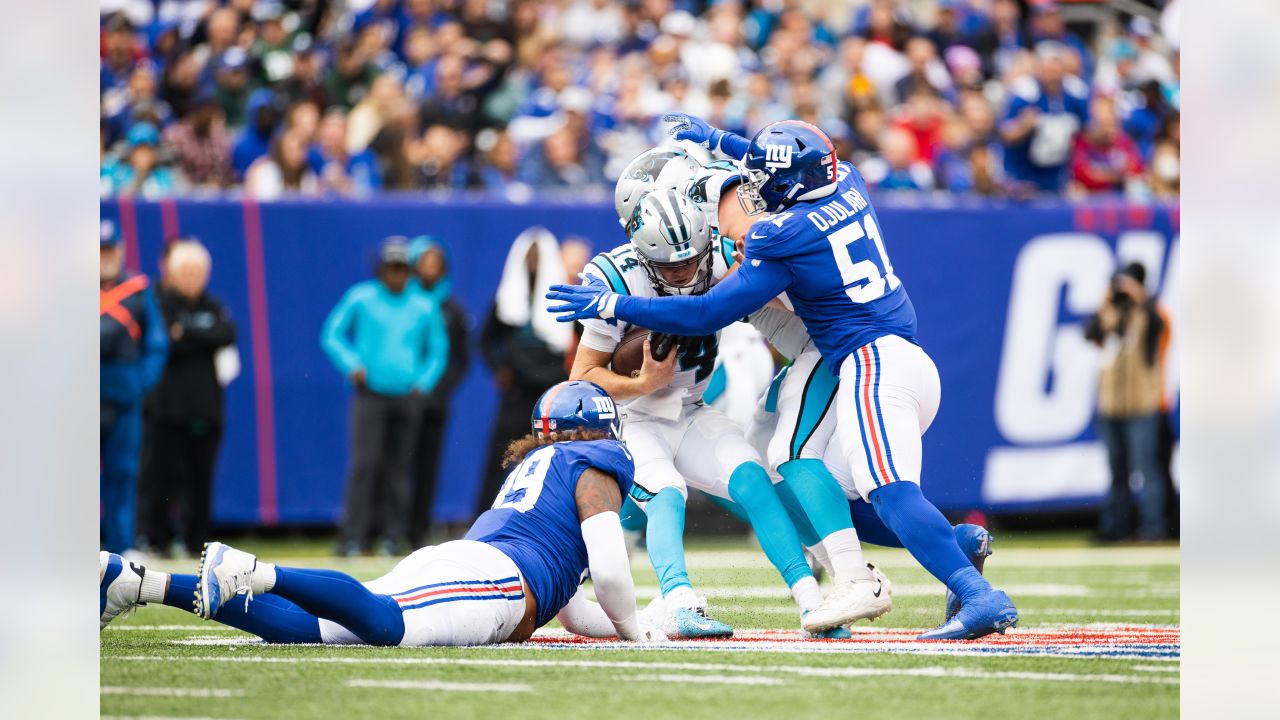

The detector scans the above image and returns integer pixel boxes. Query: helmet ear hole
[794,139,807,151]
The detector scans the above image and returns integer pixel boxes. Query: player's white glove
[635,616,668,643]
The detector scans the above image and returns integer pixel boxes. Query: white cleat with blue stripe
[100,551,145,630]
[195,541,259,619]
[800,563,893,634]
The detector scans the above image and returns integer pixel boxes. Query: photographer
[1085,262,1170,542]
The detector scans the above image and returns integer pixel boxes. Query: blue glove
[663,113,716,146]
[662,113,751,160]
[545,276,619,323]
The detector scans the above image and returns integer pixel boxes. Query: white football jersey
[578,237,738,409]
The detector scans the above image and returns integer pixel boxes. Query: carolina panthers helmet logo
[764,143,793,170]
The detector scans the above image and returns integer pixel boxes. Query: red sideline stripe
[242,198,278,525]
[117,196,141,273]
[160,198,180,240]
[1075,205,1096,233]
[395,584,524,604]
[859,346,892,485]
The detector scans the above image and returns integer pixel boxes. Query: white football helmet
[628,190,713,296]
[614,148,700,233]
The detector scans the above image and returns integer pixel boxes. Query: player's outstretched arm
[576,467,654,642]
[547,261,790,336]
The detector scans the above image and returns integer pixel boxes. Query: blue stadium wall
[101,196,1180,526]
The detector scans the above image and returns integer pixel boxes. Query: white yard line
[100,686,245,698]
[629,583,1089,599]
[1132,665,1181,673]
[346,679,530,693]
[112,656,1177,685]
[648,547,1179,571]
[102,716,242,720]
[109,625,238,631]
[635,674,785,686]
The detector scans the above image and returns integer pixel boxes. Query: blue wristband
[711,130,751,160]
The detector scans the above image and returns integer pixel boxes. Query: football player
[101,381,664,646]
[548,117,1021,640]
[572,179,836,638]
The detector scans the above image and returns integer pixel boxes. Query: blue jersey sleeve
[611,259,791,336]
[576,439,635,497]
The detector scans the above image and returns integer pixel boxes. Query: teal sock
[778,459,855,539]
[728,462,812,587]
[772,477,822,547]
[645,488,693,596]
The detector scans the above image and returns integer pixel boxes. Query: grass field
[100,532,1179,720]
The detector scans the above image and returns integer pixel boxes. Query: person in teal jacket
[321,237,449,555]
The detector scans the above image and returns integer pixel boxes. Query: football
[609,327,650,378]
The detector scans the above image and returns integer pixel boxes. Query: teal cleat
[665,606,734,639]
[918,588,1018,641]
[945,524,994,622]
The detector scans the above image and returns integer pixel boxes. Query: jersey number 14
[826,215,901,304]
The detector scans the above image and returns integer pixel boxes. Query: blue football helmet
[531,380,621,439]
[738,121,839,214]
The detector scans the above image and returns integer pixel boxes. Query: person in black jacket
[406,236,471,546]
[140,240,237,556]
[475,227,571,518]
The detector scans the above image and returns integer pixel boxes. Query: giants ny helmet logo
[764,143,793,170]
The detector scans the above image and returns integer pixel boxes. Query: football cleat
[195,541,259,620]
[100,551,145,630]
[918,588,1018,641]
[802,613,851,640]
[664,606,734,639]
[945,524,994,622]
[801,563,893,633]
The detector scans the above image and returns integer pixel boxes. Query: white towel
[494,226,572,352]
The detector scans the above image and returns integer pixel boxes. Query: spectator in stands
[321,237,449,556]
[894,36,949,105]
[162,92,233,190]
[476,227,571,517]
[138,241,237,558]
[348,73,406,155]
[1028,1,1092,78]
[212,47,253,129]
[283,99,321,149]
[324,37,379,110]
[1085,262,1170,542]
[968,0,1029,81]
[104,62,172,148]
[231,88,282,180]
[102,122,180,199]
[999,41,1089,195]
[309,109,382,196]
[245,128,319,199]
[1070,96,1143,195]
[414,125,470,189]
[1148,138,1180,201]
[100,220,168,557]
[406,236,471,547]
[865,126,935,191]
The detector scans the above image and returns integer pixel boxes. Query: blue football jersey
[744,161,917,370]
[464,439,634,627]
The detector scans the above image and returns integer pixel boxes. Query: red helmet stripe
[539,381,570,436]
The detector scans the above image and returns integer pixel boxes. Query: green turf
[101,534,1179,720]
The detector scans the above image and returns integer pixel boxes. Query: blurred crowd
[100,0,1180,202]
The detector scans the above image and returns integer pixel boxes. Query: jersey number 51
[826,215,901,304]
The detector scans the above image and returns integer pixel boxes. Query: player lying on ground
[548,116,1020,640]
[101,381,664,646]
[574,175,847,637]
